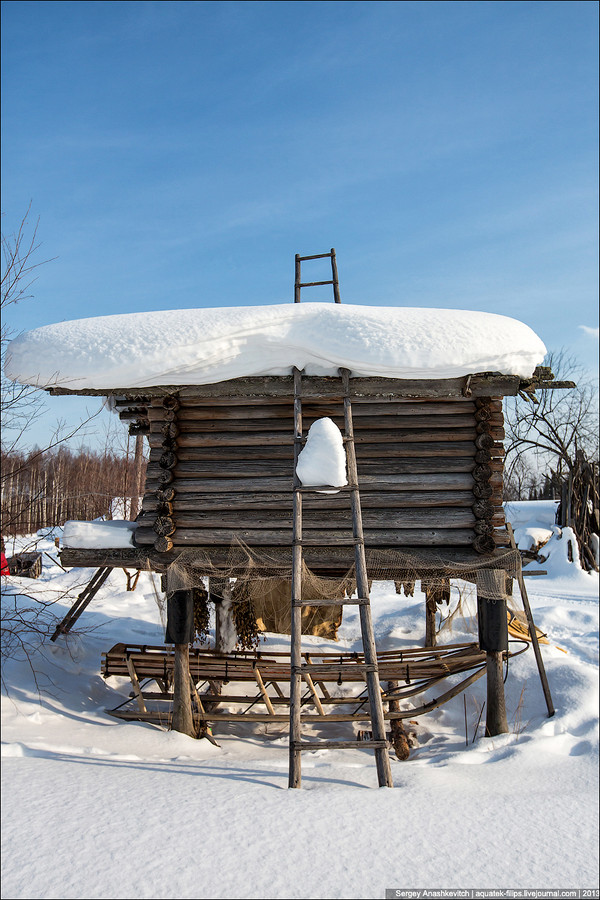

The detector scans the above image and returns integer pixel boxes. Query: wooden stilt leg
[477,570,509,737]
[485,651,508,736]
[172,643,195,737]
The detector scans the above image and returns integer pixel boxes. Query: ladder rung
[293,663,378,675]
[297,253,333,261]
[294,484,353,492]
[292,534,364,547]
[293,740,389,751]
[293,598,370,607]
[298,280,334,287]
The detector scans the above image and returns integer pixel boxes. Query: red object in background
[1,550,9,576]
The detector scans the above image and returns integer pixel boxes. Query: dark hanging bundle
[193,587,210,644]
[231,586,263,651]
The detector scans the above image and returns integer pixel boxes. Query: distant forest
[1,446,147,537]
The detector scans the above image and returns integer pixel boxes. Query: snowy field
[1,506,598,899]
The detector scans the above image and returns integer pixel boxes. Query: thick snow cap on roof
[5,303,547,390]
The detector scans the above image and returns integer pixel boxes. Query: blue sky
[1,0,598,450]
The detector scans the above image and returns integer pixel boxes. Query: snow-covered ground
[1,510,598,899]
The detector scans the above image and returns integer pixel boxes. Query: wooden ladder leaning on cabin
[289,249,393,788]
[289,367,394,788]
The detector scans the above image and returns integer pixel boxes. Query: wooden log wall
[132,387,507,572]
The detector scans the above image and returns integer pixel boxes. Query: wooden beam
[47,373,522,399]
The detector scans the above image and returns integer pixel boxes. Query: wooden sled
[102,640,528,727]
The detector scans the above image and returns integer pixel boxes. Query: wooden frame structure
[58,372,536,571]
[42,250,562,773]
[102,640,529,727]
[52,366,556,751]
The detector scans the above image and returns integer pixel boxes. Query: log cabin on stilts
[5,249,560,787]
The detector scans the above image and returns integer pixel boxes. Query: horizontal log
[148,417,495,437]
[158,451,178,469]
[136,508,478,531]
[144,470,502,495]
[148,442,481,464]
[153,395,482,408]
[153,516,176,536]
[149,429,482,448]
[189,426,488,443]
[134,526,477,547]
[60,544,514,575]
[156,487,177,503]
[149,415,490,433]
[59,547,165,570]
[171,375,520,400]
[148,402,482,421]
[119,410,149,421]
[142,490,475,512]
[154,536,174,553]
[145,457,481,478]
[50,377,520,401]
[112,396,151,408]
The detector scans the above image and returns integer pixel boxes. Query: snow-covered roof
[5,303,546,390]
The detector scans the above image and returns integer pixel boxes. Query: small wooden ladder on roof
[294,248,341,304]
[289,249,393,788]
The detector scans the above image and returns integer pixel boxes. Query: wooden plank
[152,429,482,448]
[150,398,478,413]
[126,657,148,714]
[254,667,276,716]
[171,375,521,400]
[60,547,170,570]
[145,460,486,483]
[301,673,326,715]
[136,508,479,530]
[150,410,488,434]
[152,402,478,417]
[62,544,508,575]
[142,490,475,511]
[134,526,477,547]
[49,376,520,400]
[149,441,482,463]
[150,415,488,434]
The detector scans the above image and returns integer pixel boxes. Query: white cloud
[579,325,599,339]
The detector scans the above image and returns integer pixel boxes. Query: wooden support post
[303,672,326,716]
[254,667,276,716]
[50,566,111,641]
[166,590,195,738]
[506,524,554,717]
[476,569,508,736]
[126,656,147,713]
[387,680,410,760]
[172,643,195,737]
[485,652,508,737]
[425,592,437,647]
[289,367,304,788]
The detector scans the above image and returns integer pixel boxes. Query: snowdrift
[5,303,547,389]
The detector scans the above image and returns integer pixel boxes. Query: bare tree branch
[504,350,599,499]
